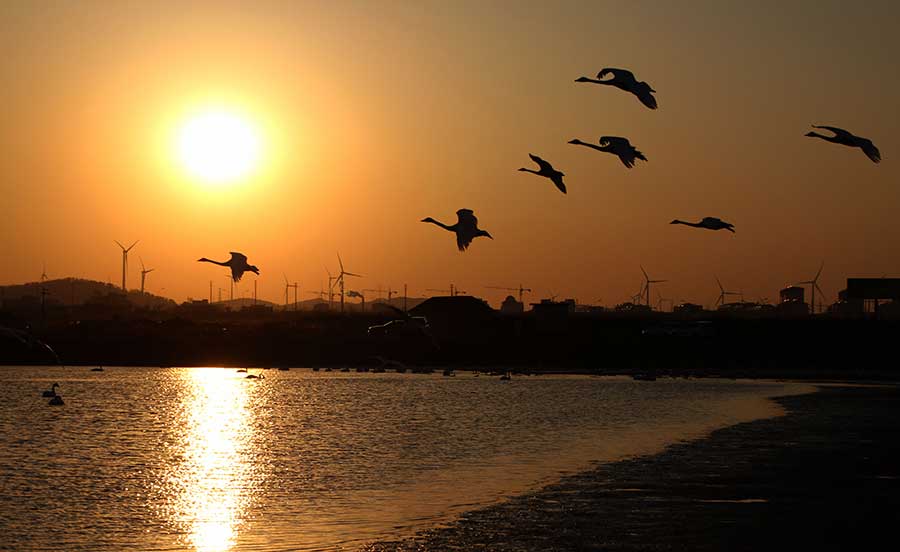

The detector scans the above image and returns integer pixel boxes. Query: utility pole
[209,281,213,303]
[403,284,408,312]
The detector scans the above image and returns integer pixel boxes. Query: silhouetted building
[531,299,576,332]
[500,295,524,314]
[409,296,494,340]
[846,278,900,317]
[829,288,865,317]
[778,286,808,316]
[614,302,652,314]
[674,302,703,314]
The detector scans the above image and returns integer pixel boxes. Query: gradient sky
[2,0,899,308]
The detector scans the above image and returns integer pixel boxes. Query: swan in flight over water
[670,217,735,233]
[197,252,260,281]
[518,154,566,194]
[568,137,648,168]
[805,125,881,163]
[421,209,493,251]
[575,68,658,109]
[42,382,60,397]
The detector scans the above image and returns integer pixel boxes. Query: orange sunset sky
[2,0,899,307]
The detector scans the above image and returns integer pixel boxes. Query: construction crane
[486,284,532,303]
[426,284,465,297]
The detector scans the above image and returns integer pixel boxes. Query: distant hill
[0,278,176,310]
[274,296,428,312]
[214,297,280,310]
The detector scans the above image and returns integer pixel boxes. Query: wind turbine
[715,277,742,307]
[796,262,825,315]
[325,267,337,310]
[283,276,299,311]
[140,257,154,294]
[114,240,138,291]
[40,263,48,282]
[640,266,666,309]
[335,253,361,313]
[656,290,673,312]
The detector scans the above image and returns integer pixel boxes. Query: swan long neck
[518,168,539,175]
[671,220,701,227]
[424,219,455,232]
[574,142,608,153]
[199,258,230,267]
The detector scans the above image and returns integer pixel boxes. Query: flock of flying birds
[420,66,882,252]
[198,67,883,282]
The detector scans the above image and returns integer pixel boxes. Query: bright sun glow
[176,110,262,184]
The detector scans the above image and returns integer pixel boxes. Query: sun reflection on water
[166,368,261,552]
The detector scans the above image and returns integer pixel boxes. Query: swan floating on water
[42,383,59,397]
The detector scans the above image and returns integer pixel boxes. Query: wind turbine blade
[127,240,139,252]
[716,277,724,293]
[284,273,289,285]
[640,265,649,281]
[344,272,362,278]
[337,253,344,273]
[814,261,824,282]
[115,240,125,250]
[140,257,145,271]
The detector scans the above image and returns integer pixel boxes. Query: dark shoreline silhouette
[3,310,899,380]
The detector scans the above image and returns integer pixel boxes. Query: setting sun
[176,109,262,184]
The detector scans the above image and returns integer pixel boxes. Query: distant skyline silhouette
[1,0,898,308]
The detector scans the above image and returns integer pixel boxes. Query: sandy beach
[363,384,900,551]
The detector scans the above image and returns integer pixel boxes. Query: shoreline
[362,384,900,551]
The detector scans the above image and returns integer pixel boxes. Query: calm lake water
[0,367,810,551]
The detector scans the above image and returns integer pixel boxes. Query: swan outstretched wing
[229,252,248,265]
[599,136,630,148]
[811,125,852,139]
[528,153,555,173]
[633,83,658,109]
[456,209,477,228]
[550,173,567,194]
[859,139,881,163]
[456,209,478,251]
[598,67,634,81]
[701,217,724,225]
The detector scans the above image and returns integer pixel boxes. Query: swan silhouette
[575,68,658,109]
[42,382,60,397]
[670,217,735,233]
[48,395,64,406]
[568,137,647,168]
[805,125,881,163]
[197,252,260,282]
[421,209,493,251]
[518,154,566,194]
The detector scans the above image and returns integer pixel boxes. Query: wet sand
[363,385,900,551]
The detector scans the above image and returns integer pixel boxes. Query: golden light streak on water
[166,368,260,552]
